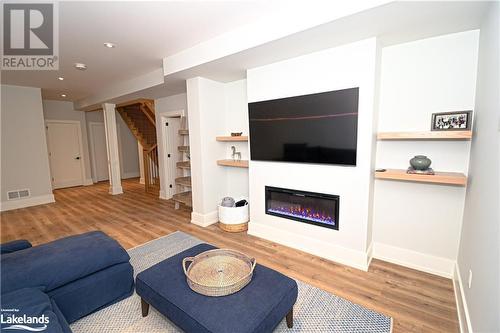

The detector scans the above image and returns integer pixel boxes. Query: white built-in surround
[187,31,482,277]
[246,38,380,271]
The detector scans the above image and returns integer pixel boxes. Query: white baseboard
[139,177,145,184]
[372,242,455,278]
[122,171,140,179]
[159,190,170,200]
[453,262,472,332]
[191,211,218,227]
[0,194,55,212]
[248,222,371,271]
[83,178,94,186]
[52,179,84,189]
[109,185,123,195]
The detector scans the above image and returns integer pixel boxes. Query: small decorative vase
[410,155,432,170]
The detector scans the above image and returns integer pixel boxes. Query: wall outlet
[468,269,473,289]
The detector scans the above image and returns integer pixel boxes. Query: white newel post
[138,142,145,184]
[102,103,123,195]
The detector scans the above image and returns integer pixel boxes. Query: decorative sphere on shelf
[410,155,432,170]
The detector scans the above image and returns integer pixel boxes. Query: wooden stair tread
[172,191,192,207]
[176,161,191,169]
[175,176,191,187]
[178,146,190,152]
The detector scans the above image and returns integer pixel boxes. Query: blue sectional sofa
[0,231,134,333]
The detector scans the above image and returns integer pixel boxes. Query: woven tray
[182,249,256,297]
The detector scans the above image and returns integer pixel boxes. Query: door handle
[75,157,80,160]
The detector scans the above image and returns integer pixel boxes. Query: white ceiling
[2,1,492,109]
[1,1,286,101]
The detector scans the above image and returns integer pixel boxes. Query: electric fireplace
[265,186,339,230]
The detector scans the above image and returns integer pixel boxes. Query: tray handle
[250,257,257,273]
[182,257,195,276]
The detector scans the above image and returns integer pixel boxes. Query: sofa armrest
[0,239,32,254]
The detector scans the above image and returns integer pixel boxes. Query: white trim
[453,262,473,333]
[83,178,94,186]
[191,211,218,227]
[109,185,123,195]
[52,179,84,189]
[248,222,371,271]
[366,242,374,268]
[0,194,55,212]
[139,177,145,184]
[122,171,140,179]
[158,109,186,199]
[372,242,455,278]
[159,190,168,200]
[45,120,87,189]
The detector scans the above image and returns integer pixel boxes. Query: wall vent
[7,189,30,200]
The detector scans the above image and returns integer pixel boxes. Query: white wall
[372,31,479,277]
[246,38,379,270]
[43,100,93,184]
[187,78,227,226]
[224,80,249,199]
[84,110,140,180]
[186,78,249,225]
[456,4,499,332]
[154,93,188,199]
[1,85,54,211]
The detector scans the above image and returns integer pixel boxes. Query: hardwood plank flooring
[0,179,459,332]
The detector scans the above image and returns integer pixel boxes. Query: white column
[138,142,145,184]
[102,103,123,195]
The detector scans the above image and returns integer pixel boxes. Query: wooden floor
[0,179,459,333]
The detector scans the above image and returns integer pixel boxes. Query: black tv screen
[248,87,359,166]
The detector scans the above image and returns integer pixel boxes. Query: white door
[164,117,181,198]
[46,121,84,189]
[89,123,109,182]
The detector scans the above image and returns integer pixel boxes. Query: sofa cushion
[0,288,71,333]
[0,239,32,254]
[49,262,134,323]
[136,244,298,333]
[1,231,130,294]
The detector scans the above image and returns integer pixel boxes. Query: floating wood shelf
[178,146,189,152]
[176,161,190,169]
[377,130,472,140]
[175,176,191,187]
[375,169,467,186]
[172,191,192,207]
[179,129,189,135]
[216,136,248,142]
[217,159,249,168]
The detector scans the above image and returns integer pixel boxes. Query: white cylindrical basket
[218,203,249,233]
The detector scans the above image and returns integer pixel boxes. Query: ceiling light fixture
[58,77,64,81]
[61,94,67,97]
[104,42,116,48]
[74,63,87,70]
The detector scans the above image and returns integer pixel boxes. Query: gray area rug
[71,232,392,332]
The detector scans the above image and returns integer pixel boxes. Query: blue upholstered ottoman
[136,244,298,333]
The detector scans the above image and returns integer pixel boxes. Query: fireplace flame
[268,205,335,226]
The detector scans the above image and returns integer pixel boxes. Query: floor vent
[7,189,30,200]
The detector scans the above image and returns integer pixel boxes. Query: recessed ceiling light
[74,63,87,70]
[104,42,116,48]
[58,77,64,81]
[61,94,67,97]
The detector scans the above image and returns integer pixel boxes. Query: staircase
[116,99,160,195]
[172,125,192,209]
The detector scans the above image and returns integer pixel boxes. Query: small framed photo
[431,110,472,131]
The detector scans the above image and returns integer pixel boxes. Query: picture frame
[431,110,472,131]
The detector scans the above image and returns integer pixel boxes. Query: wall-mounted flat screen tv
[248,87,359,166]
